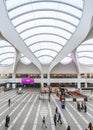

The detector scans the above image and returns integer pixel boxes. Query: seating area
[67,91,86,98]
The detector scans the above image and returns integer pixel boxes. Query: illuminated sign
[21,78,34,83]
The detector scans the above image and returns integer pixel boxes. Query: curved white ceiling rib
[77,38,93,66]
[34,49,57,58]
[6,0,84,65]
[24,33,67,46]
[0,40,15,65]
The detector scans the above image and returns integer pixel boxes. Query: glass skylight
[1,58,14,65]
[20,27,72,40]
[20,54,31,65]
[6,0,84,64]
[60,53,72,64]
[34,49,57,58]
[79,57,93,65]
[15,18,75,33]
[0,40,15,65]
[25,35,67,46]
[29,42,62,52]
[38,56,53,64]
[77,38,93,66]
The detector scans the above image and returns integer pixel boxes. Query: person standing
[55,107,58,114]
[8,99,11,107]
[42,116,47,128]
[5,115,10,128]
[84,102,87,113]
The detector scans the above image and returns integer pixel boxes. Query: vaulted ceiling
[0,0,93,73]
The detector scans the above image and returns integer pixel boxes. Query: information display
[21,78,34,83]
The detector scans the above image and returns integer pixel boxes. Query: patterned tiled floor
[0,88,92,130]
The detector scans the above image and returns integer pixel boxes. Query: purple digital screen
[21,78,34,83]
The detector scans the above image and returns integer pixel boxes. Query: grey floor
[0,88,92,130]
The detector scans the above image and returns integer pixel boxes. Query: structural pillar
[47,73,50,87]
[41,73,44,87]
[12,84,16,89]
[85,82,87,88]
[6,83,10,89]
[77,74,81,91]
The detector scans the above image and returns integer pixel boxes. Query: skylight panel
[77,45,93,52]
[25,35,67,46]
[79,57,93,65]
[29,42,62,52]
[0,59,14,65]
[60,57,72,64]
[20,27,71,40]
[0,47,15,54]
[77,38,93,66]
[0,53,14,61]
[0,40,15,65]
[34,49,57,58]
[78,52,93,57]
[15,19,75,33]
[20,57,31,65]
[38,56,53,64]
[20,54,31,65]
[59,0,84,9]
[5,0,84,65]
[60,53,72,64]
[0,40,11,47]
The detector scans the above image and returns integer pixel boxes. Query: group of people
[54,107,71,130]
[77,101,87,113]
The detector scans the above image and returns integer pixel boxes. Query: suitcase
[62,104,65,109]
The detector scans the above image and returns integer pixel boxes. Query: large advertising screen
[21,78,34,83]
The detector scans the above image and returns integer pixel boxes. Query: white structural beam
[13,49,20,74]
[0,0,42,72]
[71,49,80,74]
[49,0,93,72]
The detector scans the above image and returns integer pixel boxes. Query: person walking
[5,115,10,128]
[54,113,57,126]
[8,99,11,107]
[55,107,58,114]
[66,125,71,130]
[57,112,62,125]
[84,102,87,113]
[88,122,93,130]
[42,116,47,128]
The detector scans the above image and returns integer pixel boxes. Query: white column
[41,73,44,87]
[77,74,81,91]
[12,84,16,89]
[12,73,15,79]
[47,73,50,86]
[85,82,87,88]
[6,83,10,89]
